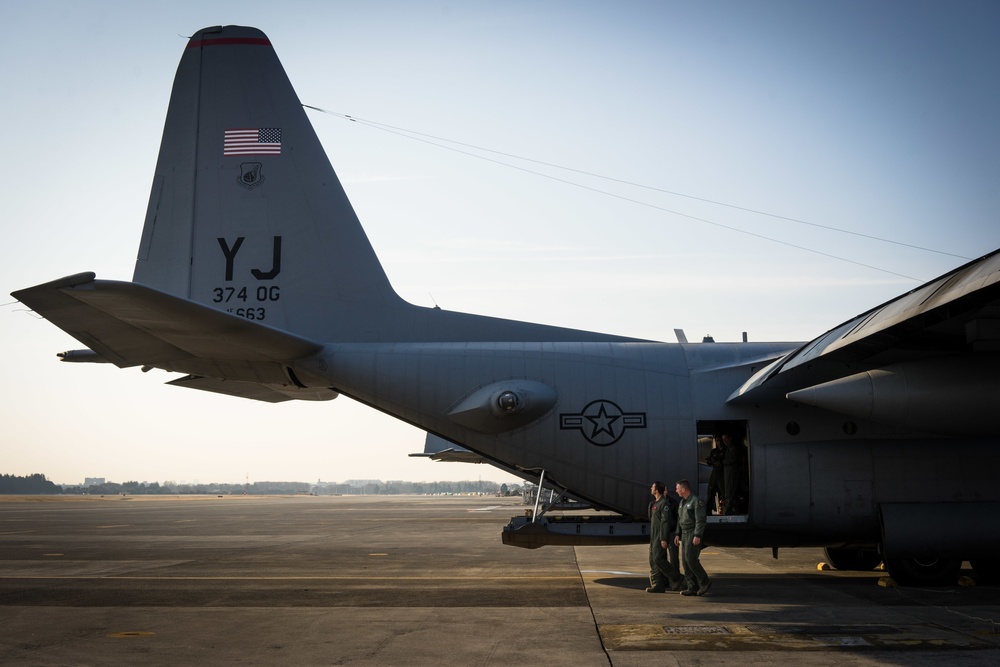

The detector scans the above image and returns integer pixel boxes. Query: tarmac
[1,494,998,666]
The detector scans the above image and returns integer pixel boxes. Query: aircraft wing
[12,273,323,384]
[732,248,1000,404]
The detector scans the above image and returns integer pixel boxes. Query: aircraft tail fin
[134,25,404,342]
[132,25,639,345]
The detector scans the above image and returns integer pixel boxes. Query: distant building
[83,477,105,487]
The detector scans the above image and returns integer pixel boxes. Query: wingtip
[11,272,97,300]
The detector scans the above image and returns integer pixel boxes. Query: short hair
[651,481,665,494]
[676,479,691,491]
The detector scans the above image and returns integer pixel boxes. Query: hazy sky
[3,1,998,486]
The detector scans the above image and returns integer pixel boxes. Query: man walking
[646,481,683,592]
[674,479,711,596]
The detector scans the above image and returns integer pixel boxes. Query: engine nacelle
[786,355,1000,436]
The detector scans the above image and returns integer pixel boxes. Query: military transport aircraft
[12,26,1000,586]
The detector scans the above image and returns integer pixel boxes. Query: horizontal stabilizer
[410,434,490,464]
[410,434,545,488]
[12,274,323,376]
[168,375,338,403]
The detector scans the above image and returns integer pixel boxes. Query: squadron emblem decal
[560,399,646,446]
[237,162,264,190]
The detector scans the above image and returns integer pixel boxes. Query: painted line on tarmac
[0,575,582,581]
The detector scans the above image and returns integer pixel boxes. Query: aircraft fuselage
[297,339,1000,549]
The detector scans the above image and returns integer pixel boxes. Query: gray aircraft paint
[13,26,1000,583]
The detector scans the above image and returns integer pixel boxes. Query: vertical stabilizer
[134,26,639,345]
[135,26,402,340]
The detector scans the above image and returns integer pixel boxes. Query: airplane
[12,25,1000,586]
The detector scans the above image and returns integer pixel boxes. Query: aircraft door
[696,420,749,516]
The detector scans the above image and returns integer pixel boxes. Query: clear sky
[3,1,998,487]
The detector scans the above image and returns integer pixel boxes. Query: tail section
[135,25,404,341]
[134,25,643,345]
[11,23,638,411]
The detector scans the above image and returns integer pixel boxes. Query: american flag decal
[223,128,282,156]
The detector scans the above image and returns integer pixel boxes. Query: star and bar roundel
[559,399,647,446]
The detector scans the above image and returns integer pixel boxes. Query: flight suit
[676,493,710,593]
[722,441,746,514]
[705,444,725,513]
[648,495,682,591]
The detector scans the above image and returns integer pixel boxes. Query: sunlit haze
[3,1,998,487]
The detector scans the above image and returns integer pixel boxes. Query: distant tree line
[314,480,514,496]
[0,474,62,494]
[63,481,312,496]
[1,475,518,496]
